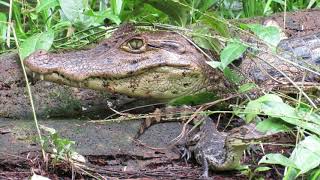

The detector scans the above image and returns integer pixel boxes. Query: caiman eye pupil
[128,39,144,50]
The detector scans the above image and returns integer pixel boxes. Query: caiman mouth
[26,66,205,99]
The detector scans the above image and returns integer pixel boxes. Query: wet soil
[1,9,320,179]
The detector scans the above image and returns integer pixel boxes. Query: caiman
[24,25,320,100]
[23,24,320,175]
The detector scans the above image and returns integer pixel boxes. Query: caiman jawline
[26,65,195,82]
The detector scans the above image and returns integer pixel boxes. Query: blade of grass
[10,23,46,161]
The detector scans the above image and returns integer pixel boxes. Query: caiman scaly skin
[24,25,229,100]
[24,25,320,172]
[188,118,271,176]
[240,31,320,90]
[24,26,320,100]
[130,106,273,176]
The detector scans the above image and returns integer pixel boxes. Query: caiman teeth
[32,72,36,78]
[40,74,44,80]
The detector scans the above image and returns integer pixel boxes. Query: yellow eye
[128,38,144,50]
[121,38,146,53]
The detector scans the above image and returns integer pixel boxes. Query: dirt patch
[241,9,320,37]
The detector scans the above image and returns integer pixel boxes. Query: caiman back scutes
[239,32,320,87]
[278,32,320,67]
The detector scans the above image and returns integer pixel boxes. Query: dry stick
[170,94,239,145]
[10,24,46,161]
[168,107,203,145]
[104,102,165,120]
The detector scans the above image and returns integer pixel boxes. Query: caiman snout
[24,50,52,74]
[23,26,223,100]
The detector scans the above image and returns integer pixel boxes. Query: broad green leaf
[238,83,256,93]
[283,167,299,180]
[59,0,94,28]
[36,0,59,13]
[19,30,54,60]
[220,41,247,70]
[253,94,283,103]
[244,94,283,123]
[146,0,189,26]
[259,153,297,168]
[192,26,222,53]
[206,61,221,68]
[59,0,84,21]
[261,101,320,135]
[200,12,230,38]
[223,67,242,84]
[256,117,291,133]
[244,101,261,123]
[290,136,320,174]
[0,13,7,43]
[247,24,281,47]
[297,110,320,126]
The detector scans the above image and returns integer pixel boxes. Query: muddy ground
[1,9,320,179]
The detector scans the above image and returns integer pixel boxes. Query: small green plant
[238,165,272,180]
[41,126,75,163]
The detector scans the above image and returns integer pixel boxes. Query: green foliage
[219,41,247,70]
[239,165,272,180]
[256,117,291,133]
[238,83,256,93]
[244,94,320,135]
[241,94,320,178]
[259,153,297,168]
[41,126,75,163]
[247,24,282,47]
[0,12,6,44]
[259,136,320,178]
[19,30,54,60]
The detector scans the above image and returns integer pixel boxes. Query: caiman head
[24,25,226,100]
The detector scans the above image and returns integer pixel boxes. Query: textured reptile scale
[277,32,320,67]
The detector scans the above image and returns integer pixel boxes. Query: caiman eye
[128,39,144,50]
[121,38,146,53]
